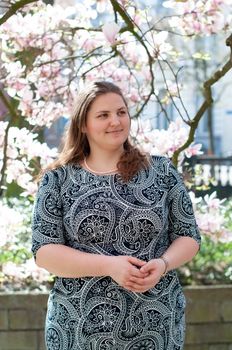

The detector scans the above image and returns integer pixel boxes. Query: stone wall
[0,286,231,350]
[184,286,232,350]
[0,293,47,350]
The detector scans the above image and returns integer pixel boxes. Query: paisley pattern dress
[31,156,201,350]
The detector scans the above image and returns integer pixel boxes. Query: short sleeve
[31,169,65,259]
[167,160,201,246]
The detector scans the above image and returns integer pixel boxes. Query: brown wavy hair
[42,81,149,182]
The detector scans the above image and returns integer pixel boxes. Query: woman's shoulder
[149,155,172,174]
[40,163,72,186]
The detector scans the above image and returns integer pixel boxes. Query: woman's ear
[81,124,86,133]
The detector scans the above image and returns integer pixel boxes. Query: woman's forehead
[88,93,126,112]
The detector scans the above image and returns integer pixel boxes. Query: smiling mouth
[106,130,123,133]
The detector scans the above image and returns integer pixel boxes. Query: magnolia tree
[0,0,232,288]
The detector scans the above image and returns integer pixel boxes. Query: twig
[82,52,117,79]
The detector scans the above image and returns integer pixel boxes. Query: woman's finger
[130,266,146,278]
[129,276,146,285]
[128,256,146,267]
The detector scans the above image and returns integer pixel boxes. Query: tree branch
[0,89,18,120]
[0,90,19,195]
[172,34,232,167]
[110,0,153,62]
[0,119,10,196]
[0,0,37,26]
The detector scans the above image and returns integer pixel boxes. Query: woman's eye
[98,114,108,118]
[118,110,126,116]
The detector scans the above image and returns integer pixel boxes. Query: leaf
[192,52,211,61]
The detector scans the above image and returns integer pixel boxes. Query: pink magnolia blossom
[112,67,131,81]
[204,191,226,211]
[130,118,202,159]
[140,67,152,81]
[163,0,231,35]
[196,210,226,243]
[0,121,8,146]
[102,22,120,45]
[185,143,203,158]
[128,88,141,103]
[21,182,39,197]
[189,191,203,212]
[197,212,223,237]
[189,191,230,243]
[2,262,25,279]
[81,38,100,52]
[0,202,22,247]
[96,0,108,13]
[218,229,232,243]
[117,0,129,7]
[17,86,34,104]
[152,31,173,58]
[122,42,141,65]
[28,100,67,126]
[23,258,50,282]
[2,259,51,283]
[6,159,27,184]
[2,126,57,193]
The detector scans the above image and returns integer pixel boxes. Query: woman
[32,81,201,350]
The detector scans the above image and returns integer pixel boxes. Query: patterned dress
[31,156,201,350]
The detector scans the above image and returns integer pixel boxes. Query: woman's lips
[106,129,123,133]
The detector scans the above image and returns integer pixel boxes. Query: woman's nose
[110,114,120,126]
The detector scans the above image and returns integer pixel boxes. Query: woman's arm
[157,236,200,272]
[36,244,112,278]
[126,237,199,293]
[36,244,147,288]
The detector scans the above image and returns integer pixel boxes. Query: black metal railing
[183,156,232,199]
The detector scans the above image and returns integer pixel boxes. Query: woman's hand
[124,258,166,293]
[108,255,148,291]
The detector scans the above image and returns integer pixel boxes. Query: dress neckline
[71,162,119,178]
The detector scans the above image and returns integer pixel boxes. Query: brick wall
[0,286,231,350]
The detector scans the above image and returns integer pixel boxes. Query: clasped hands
[109,255,166,293]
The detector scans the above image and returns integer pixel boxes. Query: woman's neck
[85,149,123,173]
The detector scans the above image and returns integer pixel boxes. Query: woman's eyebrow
[94,110,109,115]
[95,106,126,114]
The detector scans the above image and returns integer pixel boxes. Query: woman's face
[83,92,130,153]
